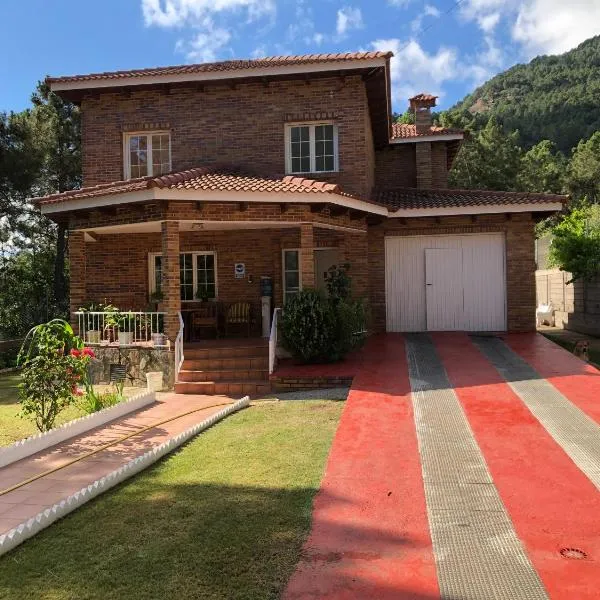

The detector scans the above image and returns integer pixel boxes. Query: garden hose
[0,400,240,498]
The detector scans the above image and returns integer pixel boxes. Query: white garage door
[385,233,506,332]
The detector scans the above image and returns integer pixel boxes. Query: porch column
[300,223,315,289]
[161,220,181,341]
[68,230,86,332]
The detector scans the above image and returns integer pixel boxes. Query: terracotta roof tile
[391,123,464,139]
[372,188,568,210]
[47,52,392,85]
[409,93,438,103]
[33,165,351,206]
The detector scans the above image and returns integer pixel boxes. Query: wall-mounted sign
[234,263,246,279]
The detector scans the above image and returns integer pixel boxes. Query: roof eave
[48,57,389,94]
[390,133,464,144]
[389,201,565,217]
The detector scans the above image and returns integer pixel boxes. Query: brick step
[183,356,268,371]
[178,368,269,382]
[174,380,271,397]
[184,344,268,360]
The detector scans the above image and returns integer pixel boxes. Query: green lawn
[0,372,85,446]
[0,400,343,600]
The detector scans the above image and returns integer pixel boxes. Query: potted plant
[196,285,211,303]
[102,304,120,343]
[116,311,134,345]
[78,301,104,344]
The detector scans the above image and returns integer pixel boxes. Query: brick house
[34,51,565,393]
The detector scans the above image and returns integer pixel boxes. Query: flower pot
[151,333,166,346]
[118,331,133,345]
[87,330,101,344]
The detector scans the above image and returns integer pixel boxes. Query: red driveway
[284,333,600,600]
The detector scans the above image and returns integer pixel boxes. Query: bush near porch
[281,265,367,363]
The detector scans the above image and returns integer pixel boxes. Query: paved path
[0,393,234,537]
[284,333,600,600]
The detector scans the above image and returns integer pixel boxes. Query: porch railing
[269,307,282,375]
[74,311,167,346]
[175,311,184,381]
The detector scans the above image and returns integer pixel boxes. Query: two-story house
[34,51,566,393]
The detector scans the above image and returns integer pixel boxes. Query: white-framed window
[285,123,339,174]
[124,131,171,179]
[149,252,217,302]
[282,249,301,303]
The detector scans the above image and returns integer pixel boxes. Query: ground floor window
[149,252,217,302]
[283,249,301,302]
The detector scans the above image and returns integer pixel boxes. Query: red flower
[70,349,81,358]
[82,347,96,358]
[71,386,83,397]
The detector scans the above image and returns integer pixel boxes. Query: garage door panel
[385,234,506,332]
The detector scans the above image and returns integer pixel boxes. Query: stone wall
[88,346,174,390]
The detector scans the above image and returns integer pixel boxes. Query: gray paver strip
[405,333,548,600]
[472,335,600,491]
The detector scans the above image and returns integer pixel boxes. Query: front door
[425,248,464,330]
[314,249,340,295]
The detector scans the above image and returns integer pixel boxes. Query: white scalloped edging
[0,395,250,557]
[0,390,156,469]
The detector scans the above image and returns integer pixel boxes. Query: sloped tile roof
[409,93,438,103]
[47,52,392,85]
[33,165,355,206]
[391,123,464,139]
[373,188,568,210]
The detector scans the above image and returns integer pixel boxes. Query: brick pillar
[416,142,432,189]
[300,223,315,289]
[68,230,86,332]
[161,220,181,341]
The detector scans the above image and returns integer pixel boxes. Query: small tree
[18,319,91,432]
[549,202,600,283]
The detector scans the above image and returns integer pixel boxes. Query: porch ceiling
[80,219,366,237]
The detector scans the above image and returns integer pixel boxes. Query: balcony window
[124,132,171,179]
[285,123,338,174]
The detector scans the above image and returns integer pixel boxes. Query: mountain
[449,36,600,154]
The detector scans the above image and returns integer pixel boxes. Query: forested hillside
[450,36,600,154]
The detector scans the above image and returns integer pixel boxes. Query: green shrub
[280,290,367,363]
[79,387,122,415]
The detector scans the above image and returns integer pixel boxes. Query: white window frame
[148,251,218,302]
[124,131,171,180]
[282,248,302,303]
[284,122,339,175]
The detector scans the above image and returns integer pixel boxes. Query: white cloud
[477,12,500,32]
[176,22,231,62]
[513,0,600,56]
[311,32,325,46]
[370,38,458,105]
[142,0,274,27]
[387,0,412,6]
[141,0,276,63]
[250,45,267,59]
[411,4,441,34]
[461,0,600,57]
[336,6,363,37]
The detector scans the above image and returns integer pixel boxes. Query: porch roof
[373,187,568,217]
[32,165,389,216]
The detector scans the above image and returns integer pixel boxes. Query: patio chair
[225,302,252,337]
[190,302,219,340]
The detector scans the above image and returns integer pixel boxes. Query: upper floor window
[124,132,171,179]
[285,123,338,174]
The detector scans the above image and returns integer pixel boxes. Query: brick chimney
[409,93,437,134]
[409,94,438,189]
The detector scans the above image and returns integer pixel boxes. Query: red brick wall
[368,213,537,333]
[80,226,358,312]
[374,145,416,188]
[374,141,450,190]
[81,76,375,198]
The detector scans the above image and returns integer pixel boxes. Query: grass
[0,373,142,447]
[0,400,343,600]
[0,372,85,446]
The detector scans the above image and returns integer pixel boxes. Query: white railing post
[269,307,281,375]
[73,311,167,346]
[175,311,184,381]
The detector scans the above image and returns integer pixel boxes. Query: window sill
[286,171,339,177]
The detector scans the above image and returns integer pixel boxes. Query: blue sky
[2,0,599,114]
